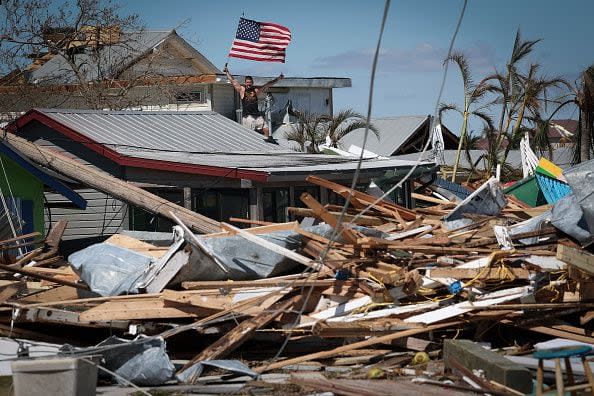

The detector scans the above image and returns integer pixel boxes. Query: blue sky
[122,0,592,134]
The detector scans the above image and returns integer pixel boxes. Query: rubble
[1,164,594,395]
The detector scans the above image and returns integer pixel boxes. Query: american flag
[229,17,291,63]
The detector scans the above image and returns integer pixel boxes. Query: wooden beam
[79,298,216,321]
[426,267,534,280]
[288,207,383,226]
[254,321,461,373]
[306,175,416,220]
[557,244,594,275]
[181,279,356,290]
[299,192,359,245]
[0,262,89,290]
[179,294,301,382]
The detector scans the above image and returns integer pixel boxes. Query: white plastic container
[11,357,97,396]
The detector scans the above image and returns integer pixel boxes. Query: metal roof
[394,147,576,170]
[338,116,429,156]
[34,108,289,153]
[116,148,433,180]
[29,30,175,84]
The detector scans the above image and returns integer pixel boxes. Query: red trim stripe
[12,109,270,182]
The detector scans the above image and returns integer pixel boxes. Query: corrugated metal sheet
[338,116,429,156]
[114,148,425,174]
[30,30,174,85]
[394,148,576,171]
[36,109,289,153]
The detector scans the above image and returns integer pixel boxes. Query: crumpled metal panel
[444,177,507,230]
[564,159,594,245]
[176,359,258,383]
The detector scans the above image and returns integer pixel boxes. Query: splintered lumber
[312,318,424,337]
[5,132,220,234]
[557,244,594,275]
[306,175,417,221]
[179,294,302,380]
[426,267,534,280]
[181,279,356,290]
[299,192,359,244]
[287,207,383,226]
[254,321,461,373]
[0,262,89,290]
[79,298,216,321]
[35,220,67,261]
[0,232,41,246]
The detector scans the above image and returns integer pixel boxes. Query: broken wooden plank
[79,297,216,321]
[299,192,360,245]
[288,207,384,226]
[181,279,356,290]
[6,132,221,233]
[426,267,534,280]
[557,244,594,275]
[0,262,89,290]
[254,321,461,373]
[179,294,301,381]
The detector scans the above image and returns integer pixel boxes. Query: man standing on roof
[224,65,284,142]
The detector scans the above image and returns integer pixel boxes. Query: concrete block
[443,339,532,394]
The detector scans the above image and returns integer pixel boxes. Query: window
[174,91,205,104]
[263,188,289,223]
[129,189,183,232]
[192,189,249,222]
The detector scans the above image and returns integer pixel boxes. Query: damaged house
[6,108,436,248]
[0,27,350,126]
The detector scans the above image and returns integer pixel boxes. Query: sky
[121,0,593,135]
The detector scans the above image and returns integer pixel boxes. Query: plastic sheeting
[509,194,592,246]
[69,244,153,296]
[564,159,594,246]
[177,359,258,383]
[60,336,175,386]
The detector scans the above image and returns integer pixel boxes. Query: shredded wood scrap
[0,175,592,392]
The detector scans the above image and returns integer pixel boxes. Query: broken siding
[44,189,126,240]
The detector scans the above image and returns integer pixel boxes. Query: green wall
[0,153,45,235]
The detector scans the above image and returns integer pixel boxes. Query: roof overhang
[9,109,271,182]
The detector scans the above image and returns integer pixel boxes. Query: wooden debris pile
[1,175,593,394]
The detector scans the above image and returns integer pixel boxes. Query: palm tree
[322,109,379,148]
[576,65,594,162]
[500,64,568,165]
[284,111,327,153]
[544,65,594,163]
[439,51,493,181]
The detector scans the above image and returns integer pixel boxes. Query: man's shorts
[242,115,266,130]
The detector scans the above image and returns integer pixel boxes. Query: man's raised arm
[224,66,243,94]
[260,73,284,93]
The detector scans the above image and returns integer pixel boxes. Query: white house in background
[1,28,351,123]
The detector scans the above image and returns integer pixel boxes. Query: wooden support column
[320,187,329,205]
[249,185,263,222]
[183,187,192,210]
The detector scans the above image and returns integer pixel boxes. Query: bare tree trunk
[581,110,592,162]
